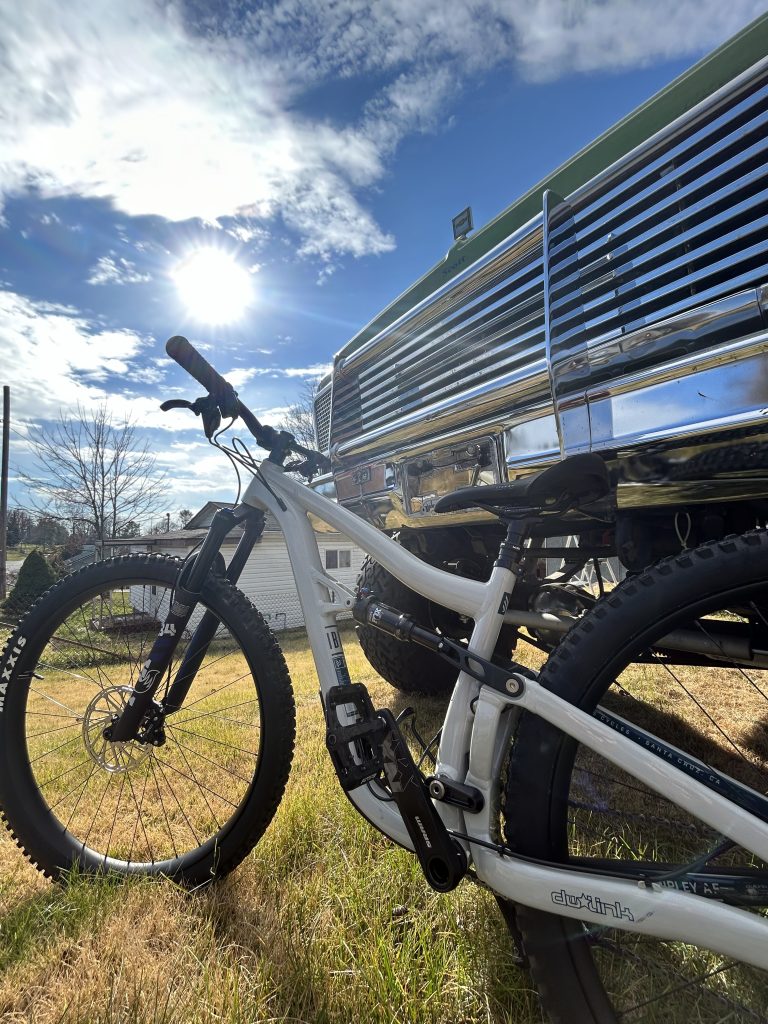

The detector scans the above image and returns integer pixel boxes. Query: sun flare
[173,248,254,324]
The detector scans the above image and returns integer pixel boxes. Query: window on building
[325,549,352,570]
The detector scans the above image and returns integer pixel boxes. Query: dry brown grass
[3,602,766,1024]
[0,624,541,1024]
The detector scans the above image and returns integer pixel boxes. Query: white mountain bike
[1,336,766,1023]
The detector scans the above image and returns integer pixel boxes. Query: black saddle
[433,453,609,517]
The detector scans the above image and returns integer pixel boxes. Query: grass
[2,592,767,1023]
[5,546,28,560]
[0,620,543,1024]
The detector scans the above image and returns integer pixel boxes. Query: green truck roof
[339,11,768,360]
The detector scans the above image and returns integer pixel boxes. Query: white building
[111,502,366,632]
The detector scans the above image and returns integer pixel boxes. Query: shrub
[3,549,58,617]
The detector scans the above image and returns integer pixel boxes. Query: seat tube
[471,518,532,658]
[437,518,532,781]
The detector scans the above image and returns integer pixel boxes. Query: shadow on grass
[187,674,541,1024]
[196,863,540,1024]
[0,869,123,973]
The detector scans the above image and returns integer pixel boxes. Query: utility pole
[0,387,9,601]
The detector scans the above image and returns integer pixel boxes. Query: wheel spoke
[167,723,258,759]
[163,735,222,833]
[150,754,240,809]
[168,697,259,728]
[165,727,254,785]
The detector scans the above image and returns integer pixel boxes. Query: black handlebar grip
[165,336,240,417]
[166,336,230,397]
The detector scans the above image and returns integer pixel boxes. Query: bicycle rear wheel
[0,554,295,885]
[505,532,768,1023]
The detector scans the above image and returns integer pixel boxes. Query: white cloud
[226,223,270,247]
[87,255,152,286]
[222,364,330,388]
[0,288,192,428]
[502,1,767,81]
[282,364,332,378]
[0,1,762,260]
[0,287,330,440]
[131,365,167,385]
[223,366,264,390]
[0,1,393,259]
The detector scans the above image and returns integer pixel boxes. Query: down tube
[241,471,419,850]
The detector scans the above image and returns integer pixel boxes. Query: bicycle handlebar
[166,336,239,417]
[165,335,330,473]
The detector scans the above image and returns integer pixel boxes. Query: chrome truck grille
[314,382,332,453]
[330,232,548,458]
[547,70,768,366]
[323,56,768,463]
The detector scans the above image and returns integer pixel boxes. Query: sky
[1,0,766,525]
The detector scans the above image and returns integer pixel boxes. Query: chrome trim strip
[553,255,768,349]
[591,328,768,398]
[550,176,768,312]
[553,54,768,223]
[549,82,768,256]
[551,142,768,272]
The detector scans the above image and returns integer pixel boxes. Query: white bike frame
[242,459,768,969]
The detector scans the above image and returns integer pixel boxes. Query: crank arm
[377,708,467,892]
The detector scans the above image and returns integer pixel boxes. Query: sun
[173,248,254,324]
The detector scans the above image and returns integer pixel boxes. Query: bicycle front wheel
[505,531,768,1023]
[0,554,295,885]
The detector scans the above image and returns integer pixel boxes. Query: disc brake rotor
[82,685,150,773]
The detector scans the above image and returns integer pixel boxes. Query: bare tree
[278,378,320,449]
[19,404,167,543]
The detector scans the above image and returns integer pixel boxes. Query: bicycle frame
[241,458,768,970]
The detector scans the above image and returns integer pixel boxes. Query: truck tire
[355,557,459,696]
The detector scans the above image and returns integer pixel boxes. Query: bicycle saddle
[433,453,609,516]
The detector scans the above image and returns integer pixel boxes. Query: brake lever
[160,396,223,438]
[284,450,332,480]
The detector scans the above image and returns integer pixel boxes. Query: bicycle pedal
[324,685,467,892]
[324,683,388,791]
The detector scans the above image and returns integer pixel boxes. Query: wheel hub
[82,685,150,773]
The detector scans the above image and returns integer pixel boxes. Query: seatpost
[106,507,240,743]
[495,512,537,575]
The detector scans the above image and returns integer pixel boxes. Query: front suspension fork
[106,506,265,742]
